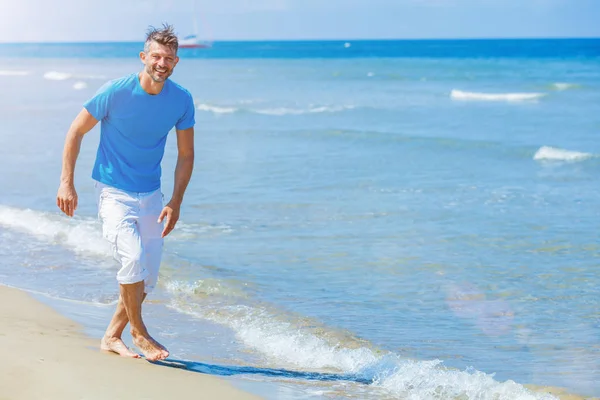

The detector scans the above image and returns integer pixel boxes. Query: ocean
[0,39,599,399]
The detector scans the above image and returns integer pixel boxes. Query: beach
[0,39,599,399]
[0,285,593,400]
[0,285,259,400]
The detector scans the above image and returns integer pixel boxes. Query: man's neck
[138,72,165,95]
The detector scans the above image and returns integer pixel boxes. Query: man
[56,25,195,362]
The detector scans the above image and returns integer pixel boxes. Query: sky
[0,0,598,42]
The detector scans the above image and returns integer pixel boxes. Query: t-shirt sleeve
[176,93,196,130]
[83,81,113,121]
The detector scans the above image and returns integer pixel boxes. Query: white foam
[255,107,304,116]
[0,70,30,76]
[196,103,238,114]
[73,81,88,90]
[451,89,545,102]
[171,221,233,239]
[165,279,247,299]
[377,360,557,400]
[0,205,109,256]
[43,71,106,81]
[171,301,377,372]
[533,146,593,162]
[169,296,556,399]
[551,82,578,91]
[196,103,354,116]
[256,105,354,116]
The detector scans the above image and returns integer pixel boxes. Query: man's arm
[56,108,99,217]
[158,126,194,238]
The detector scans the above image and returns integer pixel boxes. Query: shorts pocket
[98,192,118,244]
[102,219,118,244]
[97,191,105,219]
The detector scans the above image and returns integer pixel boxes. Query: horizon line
[0,36,599,45]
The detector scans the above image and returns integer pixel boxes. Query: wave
[169,221,234,240]
[196,104,237,114]
[0,205,230,257]
[0,205,565,399]
[0,70,30,76]
[165,279,248,299]
[451,90,546,102]
[0,205,109,257]
[43,71,107,81]
[196,103,355,116]
[533,146,593,162]
[551,82,579,91]
[168,289,557,399]
[257,105,355,115]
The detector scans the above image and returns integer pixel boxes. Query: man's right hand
[57,183,78,217]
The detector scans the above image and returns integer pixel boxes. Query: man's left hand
[158,201,181,238]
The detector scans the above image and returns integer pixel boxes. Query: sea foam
[533,146,593,162]
[0,205,109,256]
[196,103,237,114]
[196,103,355,116]
[551,82,579,91]
[256,105,355,115]
[167,291,557,400]
[451,89,545,102]
[43,71,107,81]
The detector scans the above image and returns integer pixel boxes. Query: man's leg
[97,185,167,360]
[119,281,167,361]
[102,236,167,361]
[97,185,140,358]
[135,188,169,358]
[100,293,146,358]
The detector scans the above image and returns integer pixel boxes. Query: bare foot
[148,336,170,359]
[100,336,140,358]
[132,333,169,361]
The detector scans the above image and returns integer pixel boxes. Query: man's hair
[144,24,178,53]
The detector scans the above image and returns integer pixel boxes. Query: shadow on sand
[151,358,374,385]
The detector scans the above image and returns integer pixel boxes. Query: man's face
[140,41,179,83]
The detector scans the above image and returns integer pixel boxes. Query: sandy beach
[0,285,260,400]
[1,285,595,400]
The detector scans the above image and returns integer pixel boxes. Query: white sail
[180,0,212,49]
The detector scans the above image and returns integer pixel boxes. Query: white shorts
[95,181,164,293]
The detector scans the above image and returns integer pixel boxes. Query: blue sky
[0,0,598,42]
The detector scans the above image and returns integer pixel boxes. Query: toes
[125,350,141,358]
[132,336,167,361]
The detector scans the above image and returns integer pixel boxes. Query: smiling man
[56,24,195,361]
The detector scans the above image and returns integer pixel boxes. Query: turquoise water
[0,40,599,399]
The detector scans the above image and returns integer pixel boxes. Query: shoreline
[0,286,597,400]
[0,285,261,400]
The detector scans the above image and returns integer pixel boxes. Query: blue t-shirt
[84,73,195,192]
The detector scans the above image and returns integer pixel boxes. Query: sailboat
[180,34,211,49]
[180,0,212,49]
